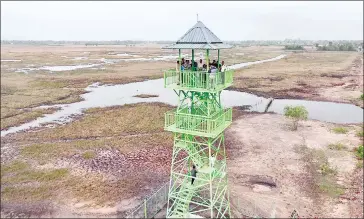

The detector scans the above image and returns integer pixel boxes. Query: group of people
[175,58,228,88]
[176,58,227,72]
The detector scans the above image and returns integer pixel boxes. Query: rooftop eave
[162,43,233,50]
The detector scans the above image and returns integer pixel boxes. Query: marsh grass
[1,159,69,202]
[133,94,159,98]
[1,108,59,130]
[14,103,172,142]
[20,132,171,162]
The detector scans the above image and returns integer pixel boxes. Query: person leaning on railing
[201,64,207,86]
[176,60,185,85]
[220,60,227,84]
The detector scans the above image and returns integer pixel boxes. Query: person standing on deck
[198,59,203,70]
[191,165,197,185]
[180,60,185,85]
[176,60,180,85]
[221,60,227,72]
[221,60,227,84]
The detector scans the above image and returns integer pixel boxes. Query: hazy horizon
[1,1,363,41]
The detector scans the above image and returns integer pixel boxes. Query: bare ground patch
[226,113,362,218]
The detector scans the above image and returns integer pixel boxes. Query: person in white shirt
[198,59,203,70]
[220,60,227,84]
[221,60,227,72]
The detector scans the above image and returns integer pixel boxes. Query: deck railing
[165,108,232,137]
[164,70,233,91]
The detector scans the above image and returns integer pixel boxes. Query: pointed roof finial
[197,13,199,22]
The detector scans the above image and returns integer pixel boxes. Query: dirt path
[226,112,363,218]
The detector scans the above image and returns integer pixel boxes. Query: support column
[179,49,181,67]
[206,49,210,70]
[192,49,195,71]
[209,138,214,219]
[217,49,220,68]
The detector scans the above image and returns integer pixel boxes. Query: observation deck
[164,107,232,138]
[164,69,234,93]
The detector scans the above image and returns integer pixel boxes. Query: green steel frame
[165,49,233,218]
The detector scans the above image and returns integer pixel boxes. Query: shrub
[356,145,363,160]
[317,43,357,51]
[284,105,308,130]
[332,127,349,134]
[284,45,304,50]
[356,130,364,137]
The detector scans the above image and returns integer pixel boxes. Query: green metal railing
[165,108,232,137]
[125,182,169,218]
[164,70,234,91]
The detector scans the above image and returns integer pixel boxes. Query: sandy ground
[226,112,363,218]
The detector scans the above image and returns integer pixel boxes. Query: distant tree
[284,106,308,130]
[284,45,304,50]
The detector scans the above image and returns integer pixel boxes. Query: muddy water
[2,54,362,137]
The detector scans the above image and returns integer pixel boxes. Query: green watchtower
[163,20,234,218]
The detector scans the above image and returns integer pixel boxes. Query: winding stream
[1,54,363,137]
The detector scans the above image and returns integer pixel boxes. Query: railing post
[144,199,147,218]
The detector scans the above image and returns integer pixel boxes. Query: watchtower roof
[163,21,232,50]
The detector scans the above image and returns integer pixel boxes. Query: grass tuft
[319,162,338,176]
[82,151,96,159]
[328,143,347,150]
[318,179,345,198]
[356,145,363,160]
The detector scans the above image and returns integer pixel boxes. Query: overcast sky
[1,1,363,41]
